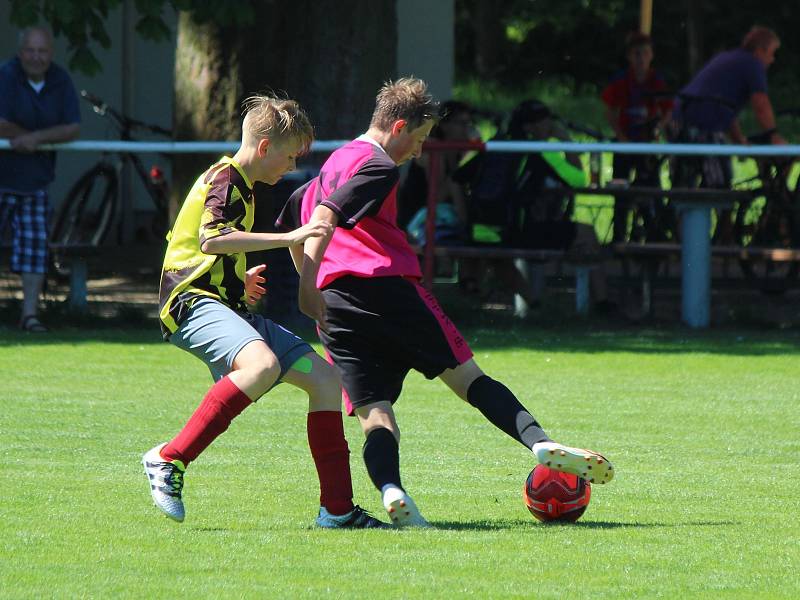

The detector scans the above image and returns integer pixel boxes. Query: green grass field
[2,323,799,598]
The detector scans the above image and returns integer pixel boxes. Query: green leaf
[9,0,42,27]
[69,44,103,76]
[136,14,172,41]
[88,11,113,48]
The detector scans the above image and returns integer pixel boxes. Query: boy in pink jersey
[277,78,614,527]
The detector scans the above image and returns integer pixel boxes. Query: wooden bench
[1,242,100,311]
[613,242,800,315]
[412,244,605,315]
[49,243,101,310]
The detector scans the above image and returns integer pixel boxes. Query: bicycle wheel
[51,162,119,247]
[733,184,799,294]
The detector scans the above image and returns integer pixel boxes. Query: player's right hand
[287,219,333,245]
[244,263,267,305]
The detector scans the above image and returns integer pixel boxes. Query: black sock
[467,375,550,449]
[362,427,403,492]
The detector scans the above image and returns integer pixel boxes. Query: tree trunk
[171,0,397,218]
[171,11,244,221]
[470,0,506,79]
[686,0,704,78]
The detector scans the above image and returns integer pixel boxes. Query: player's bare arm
[200,219,332,254]
[298,204,339,328]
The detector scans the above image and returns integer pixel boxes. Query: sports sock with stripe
[467,375,551,449]
[161,376,252,466]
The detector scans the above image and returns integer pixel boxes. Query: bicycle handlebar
[80,90,172,138]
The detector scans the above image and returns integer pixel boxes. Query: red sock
[307,411,354,515]
[161,376,252,466]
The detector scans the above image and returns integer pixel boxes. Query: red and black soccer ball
[523,465,591,523]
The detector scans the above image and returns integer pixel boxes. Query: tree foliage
[8,0,253,76]
[456,0,800,106]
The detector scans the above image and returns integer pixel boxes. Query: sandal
[19,315,49,333]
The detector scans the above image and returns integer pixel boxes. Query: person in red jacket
[601,32,673,241]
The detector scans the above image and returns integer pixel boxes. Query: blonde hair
[241,94,314,152]
[369,77,439,132]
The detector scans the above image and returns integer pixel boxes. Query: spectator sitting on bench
[455,99,615,314]
[397,100,478,240]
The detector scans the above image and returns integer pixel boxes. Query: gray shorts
[170,297,312,387]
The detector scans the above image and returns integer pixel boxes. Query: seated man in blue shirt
[0,26,81,332]
[670,26,785,241]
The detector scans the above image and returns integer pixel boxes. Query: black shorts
[319,275,473,415]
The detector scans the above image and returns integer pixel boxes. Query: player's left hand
[287,219,333,245]
[245,264,267,305]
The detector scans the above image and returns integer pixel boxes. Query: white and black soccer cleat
[315,505,389,529]
[142,443,186,522]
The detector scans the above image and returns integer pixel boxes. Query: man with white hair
[0,26,81,332]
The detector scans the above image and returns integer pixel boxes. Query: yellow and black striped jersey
[159,156,254,335]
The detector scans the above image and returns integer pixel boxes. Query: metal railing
[3,138,800,156]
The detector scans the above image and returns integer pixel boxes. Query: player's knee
[358,409,399,442]
[247,360,281,395]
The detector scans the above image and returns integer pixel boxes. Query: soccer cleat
[532,441,614,484]
[382,486,431,528]
[315,505,389,529]
[142,443,186,522]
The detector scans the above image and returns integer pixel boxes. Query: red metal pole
[420,140,484,289]
[422,151,442,288]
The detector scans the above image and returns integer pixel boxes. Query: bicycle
[50,90,172,251]
[730,112,800,292]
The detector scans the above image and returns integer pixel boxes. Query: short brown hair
[369,77,439,131]
[241,94,314,152]
[741,26,779,52]
[626,31,652,52]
